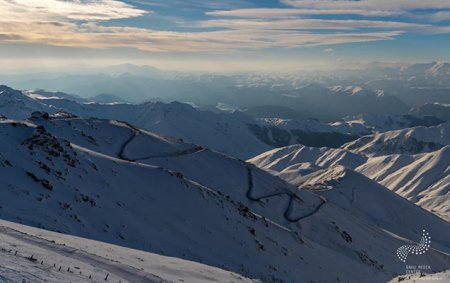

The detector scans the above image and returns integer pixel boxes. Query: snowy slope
[115,102,272,159]
[291,164,446,243]
[250,144,450,221]
[343,123,450,156]
[0,85,52,119]
[248,144,367,176]
[0,220,257,283]
[356,146,450,221]
[389,270,450,283]
[331,114,444,136]
[260,118,349,133]
[0,115,449,282]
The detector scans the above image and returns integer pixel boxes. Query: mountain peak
[0,84,18,94]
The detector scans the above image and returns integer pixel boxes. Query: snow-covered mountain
[249,145,367,179]
[0,219,257,283]
[279,84,410,121]
[357,146,450,221]
[4,84,354,158]
[402,61,450,79]
[249,142,450,221]
[250,118,360,148]
[331,114,444,136]
[343,122,450,156]
[0,85,51,118]
[1,85,445,159]
[1,114,449,282]
[248,114,444,150]
[411,102,450,122]
[1,85,272,158]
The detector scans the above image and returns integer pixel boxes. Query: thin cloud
[281,0,450,15]
[207,8,398,18]
[128,0,253,10]
[431,11,450,22]
[1,0,147,21]
[198,19,429,31]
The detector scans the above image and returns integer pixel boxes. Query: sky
[1,0,450,72]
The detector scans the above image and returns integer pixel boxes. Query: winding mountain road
[117,121,327,224]
[246,166,327,222]
[117,122,206,162]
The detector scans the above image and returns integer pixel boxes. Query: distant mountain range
[2,62,450,121]
[411,103,450,122]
